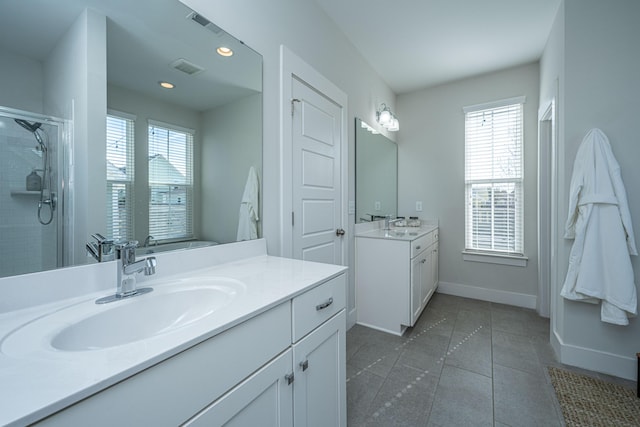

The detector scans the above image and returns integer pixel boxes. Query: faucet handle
[144,257,157,275]
[115,240,139,263]
[116,240,139,249]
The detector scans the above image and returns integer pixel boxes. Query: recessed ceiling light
[159,81,175,89]
[216,46,233,57]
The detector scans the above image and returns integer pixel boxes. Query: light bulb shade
[388,117,399,131]
[378,109,392,126]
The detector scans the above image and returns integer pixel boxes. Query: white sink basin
[1,277,243,354]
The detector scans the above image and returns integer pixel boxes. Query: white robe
[561,128,637,325]
[236,167,260,241]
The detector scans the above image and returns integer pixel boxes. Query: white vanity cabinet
[34,273,347,427]
[356,226,438,336]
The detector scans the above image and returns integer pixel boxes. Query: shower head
[15,119,45,149]
[15,119,42,133]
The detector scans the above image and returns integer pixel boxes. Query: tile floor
[346,293,637,426]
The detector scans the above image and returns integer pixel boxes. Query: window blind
[148,121,194,241]
[106,113,135,241]
[464,100,524,255]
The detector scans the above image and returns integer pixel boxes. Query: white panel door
[292,78,343,264]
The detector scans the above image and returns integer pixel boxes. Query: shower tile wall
[0,116,57,277]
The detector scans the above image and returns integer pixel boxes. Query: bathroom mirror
[0,0,262,278]
[355,118,398,223]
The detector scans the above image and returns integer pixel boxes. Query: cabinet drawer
[292,274,346,342]
[411,233,433,258]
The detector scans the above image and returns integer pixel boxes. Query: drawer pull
[415,245,421,250]
[300,360,309,371]
[315,297,334,311]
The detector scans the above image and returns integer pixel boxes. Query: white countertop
[355,222,438,241]
[0,241,346,426]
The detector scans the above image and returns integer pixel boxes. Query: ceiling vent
[170,58,205,76]
[187,12,223,36]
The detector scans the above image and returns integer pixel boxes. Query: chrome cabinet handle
[285,373,294,385]
[300,360,309,371]
[316,297,334,311]
[415,245,421,250]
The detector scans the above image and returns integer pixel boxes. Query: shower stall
[0,107,66,278]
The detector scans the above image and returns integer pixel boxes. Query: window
[106,112,135,241]
[464,97,524,256]
[148,120,194,241]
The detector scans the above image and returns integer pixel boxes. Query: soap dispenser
[26,170,42,191]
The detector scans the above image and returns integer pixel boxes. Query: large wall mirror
[355,118,397,223]
[0,0,262,278]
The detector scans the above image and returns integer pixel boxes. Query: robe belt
[578,193,619,206]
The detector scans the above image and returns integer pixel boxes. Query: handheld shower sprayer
[15,119,45,150]
[14,118,55,225]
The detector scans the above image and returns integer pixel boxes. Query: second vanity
[355,221,439,336]
[0,239,347,426]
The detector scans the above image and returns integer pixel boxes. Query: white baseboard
[437,281,537,310]
[552,328,636,380]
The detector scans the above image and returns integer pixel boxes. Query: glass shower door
[0,109,64,277]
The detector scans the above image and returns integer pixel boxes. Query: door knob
[336,228,346,236]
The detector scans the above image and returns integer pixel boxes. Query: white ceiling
[0,0,262,112]
[314,0,561,94]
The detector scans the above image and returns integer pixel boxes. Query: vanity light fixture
[376,103,400,132]
[216,46,233,57]
[159,81,175,89]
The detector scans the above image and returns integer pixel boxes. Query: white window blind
[464,98,524,255]
[148,121,194,241]
[106,113,135,241]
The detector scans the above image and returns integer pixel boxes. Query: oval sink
[1,278,243,355]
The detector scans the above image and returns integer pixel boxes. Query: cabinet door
[420,247,433,308]
[184,350,294,427]
[411,254,424,325]
[293,310,346,427]
[431,244,439,294]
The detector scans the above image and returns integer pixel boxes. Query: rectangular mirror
[355,118,398,223]
[0,0,262,278]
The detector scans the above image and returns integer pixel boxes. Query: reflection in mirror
[355,118,398,223]
[0,0,262,278]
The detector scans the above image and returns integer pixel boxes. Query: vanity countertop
[355,222,438,241]
[0,241,347,426]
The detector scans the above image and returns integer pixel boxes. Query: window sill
[462,250,528,267]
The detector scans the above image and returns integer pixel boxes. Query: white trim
[537,98,556,318]
[462,95,526,113]
[107,109,136,121]
[437,281,536,309]
[551,329,636,380]
[147,119,195,136]
[462,250,528,267]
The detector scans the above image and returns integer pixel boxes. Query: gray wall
[397,63,540,305]
[542,0,640,380]
[200,93,262,244]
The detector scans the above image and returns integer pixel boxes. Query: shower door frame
[0,106,68,273]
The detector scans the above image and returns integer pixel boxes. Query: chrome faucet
[384,215,403,230]
[86,233,115,262]
[143,235,157,247]
[96,240,157,304]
